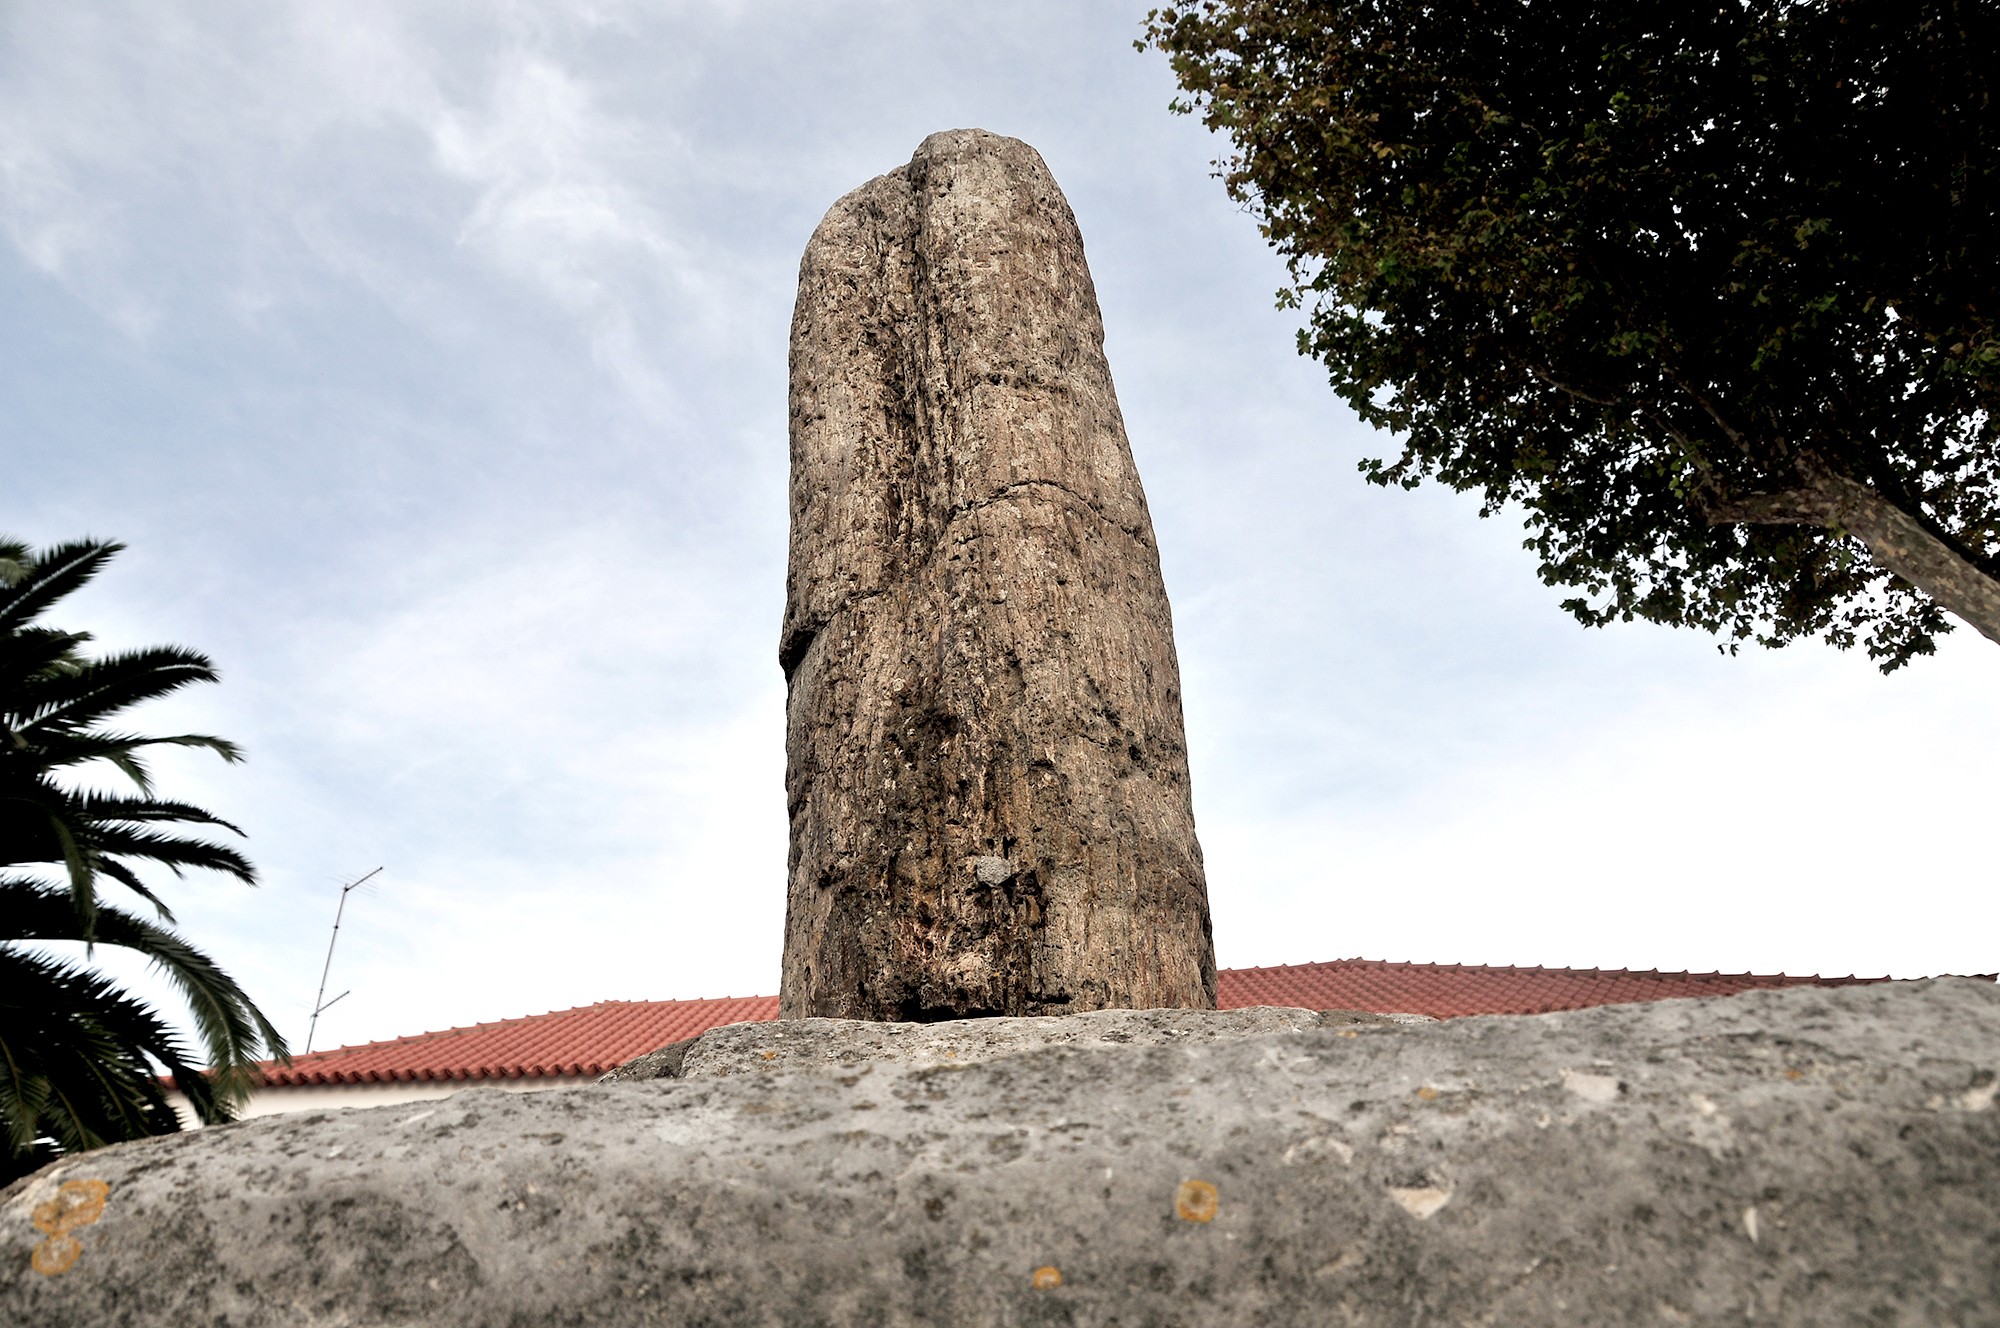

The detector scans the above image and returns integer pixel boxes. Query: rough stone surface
[597,1036,700,1083]
[7,980,1998,1325]
[780,128,1214,1020]
[600,1006,1436,1082]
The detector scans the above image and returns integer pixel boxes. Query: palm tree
[0,537,288,1182]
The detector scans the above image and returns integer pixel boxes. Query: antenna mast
[306,867,382,1054]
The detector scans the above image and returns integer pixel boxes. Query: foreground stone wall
[4,981,1996,1325]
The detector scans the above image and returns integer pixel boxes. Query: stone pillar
[779,129,1215,1020]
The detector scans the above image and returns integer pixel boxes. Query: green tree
[1144,0,1999,669]
[0,537,287,1182]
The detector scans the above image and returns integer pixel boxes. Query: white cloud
[0,1,731,420]
[1208,631,2000,980]
[8,1,1995,1062]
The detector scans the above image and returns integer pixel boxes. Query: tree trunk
[778,130,1217,1022]
[1703,460,2000,648]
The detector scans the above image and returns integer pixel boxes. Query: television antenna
[305,867,382,1055]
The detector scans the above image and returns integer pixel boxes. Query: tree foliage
[1144,0,1999,668]
[0,537,287,1182]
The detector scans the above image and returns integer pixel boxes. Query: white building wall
[169,1075,595,1128]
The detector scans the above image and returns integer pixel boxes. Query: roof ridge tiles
[1225,957,1846,980]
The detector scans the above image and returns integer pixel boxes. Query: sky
[6,2,1997,1056]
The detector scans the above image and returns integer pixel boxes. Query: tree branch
[1693,486,1834,526]
[1696,461,2000,649]
[1815,468,2000,650]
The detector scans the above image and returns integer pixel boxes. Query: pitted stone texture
[6,981,1997,1326]
[604,1006,1435,1082]
[596,1036,700,1083]
[780,128,1214,1021]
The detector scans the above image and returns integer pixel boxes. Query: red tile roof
[1216,958,1888,1020]
[259,959,1907,1086]
[261,995,779,1086]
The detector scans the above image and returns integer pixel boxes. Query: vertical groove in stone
[779,129,1216,1021]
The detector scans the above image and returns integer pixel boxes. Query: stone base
[5,981,1997,1324]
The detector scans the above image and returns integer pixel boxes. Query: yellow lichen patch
[1416,1085,1438,1101]
[1031,1265,1063,1289]
[30,1179,110,1276]
[32,1234,84,1276]
[32,1179,108,1232]
[1174,1178,1219,1223]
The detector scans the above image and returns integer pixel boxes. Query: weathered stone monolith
[779,129,1215,1020]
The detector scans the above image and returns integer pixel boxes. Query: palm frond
[12,647,227,748]
[0,775,254,934]
[0,944,206,1182]
[1,877,289,1113]
[0,540,29,586]
[0,628,86,710]
[23,731,244,781]
[0,540,122,637]
[66,793,249,832]
[45,812,99,937]
[78,827,255,884]
[93,859,177,924]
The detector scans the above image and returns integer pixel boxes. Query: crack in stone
[947,477,1149,545]
[780,585,891,677]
